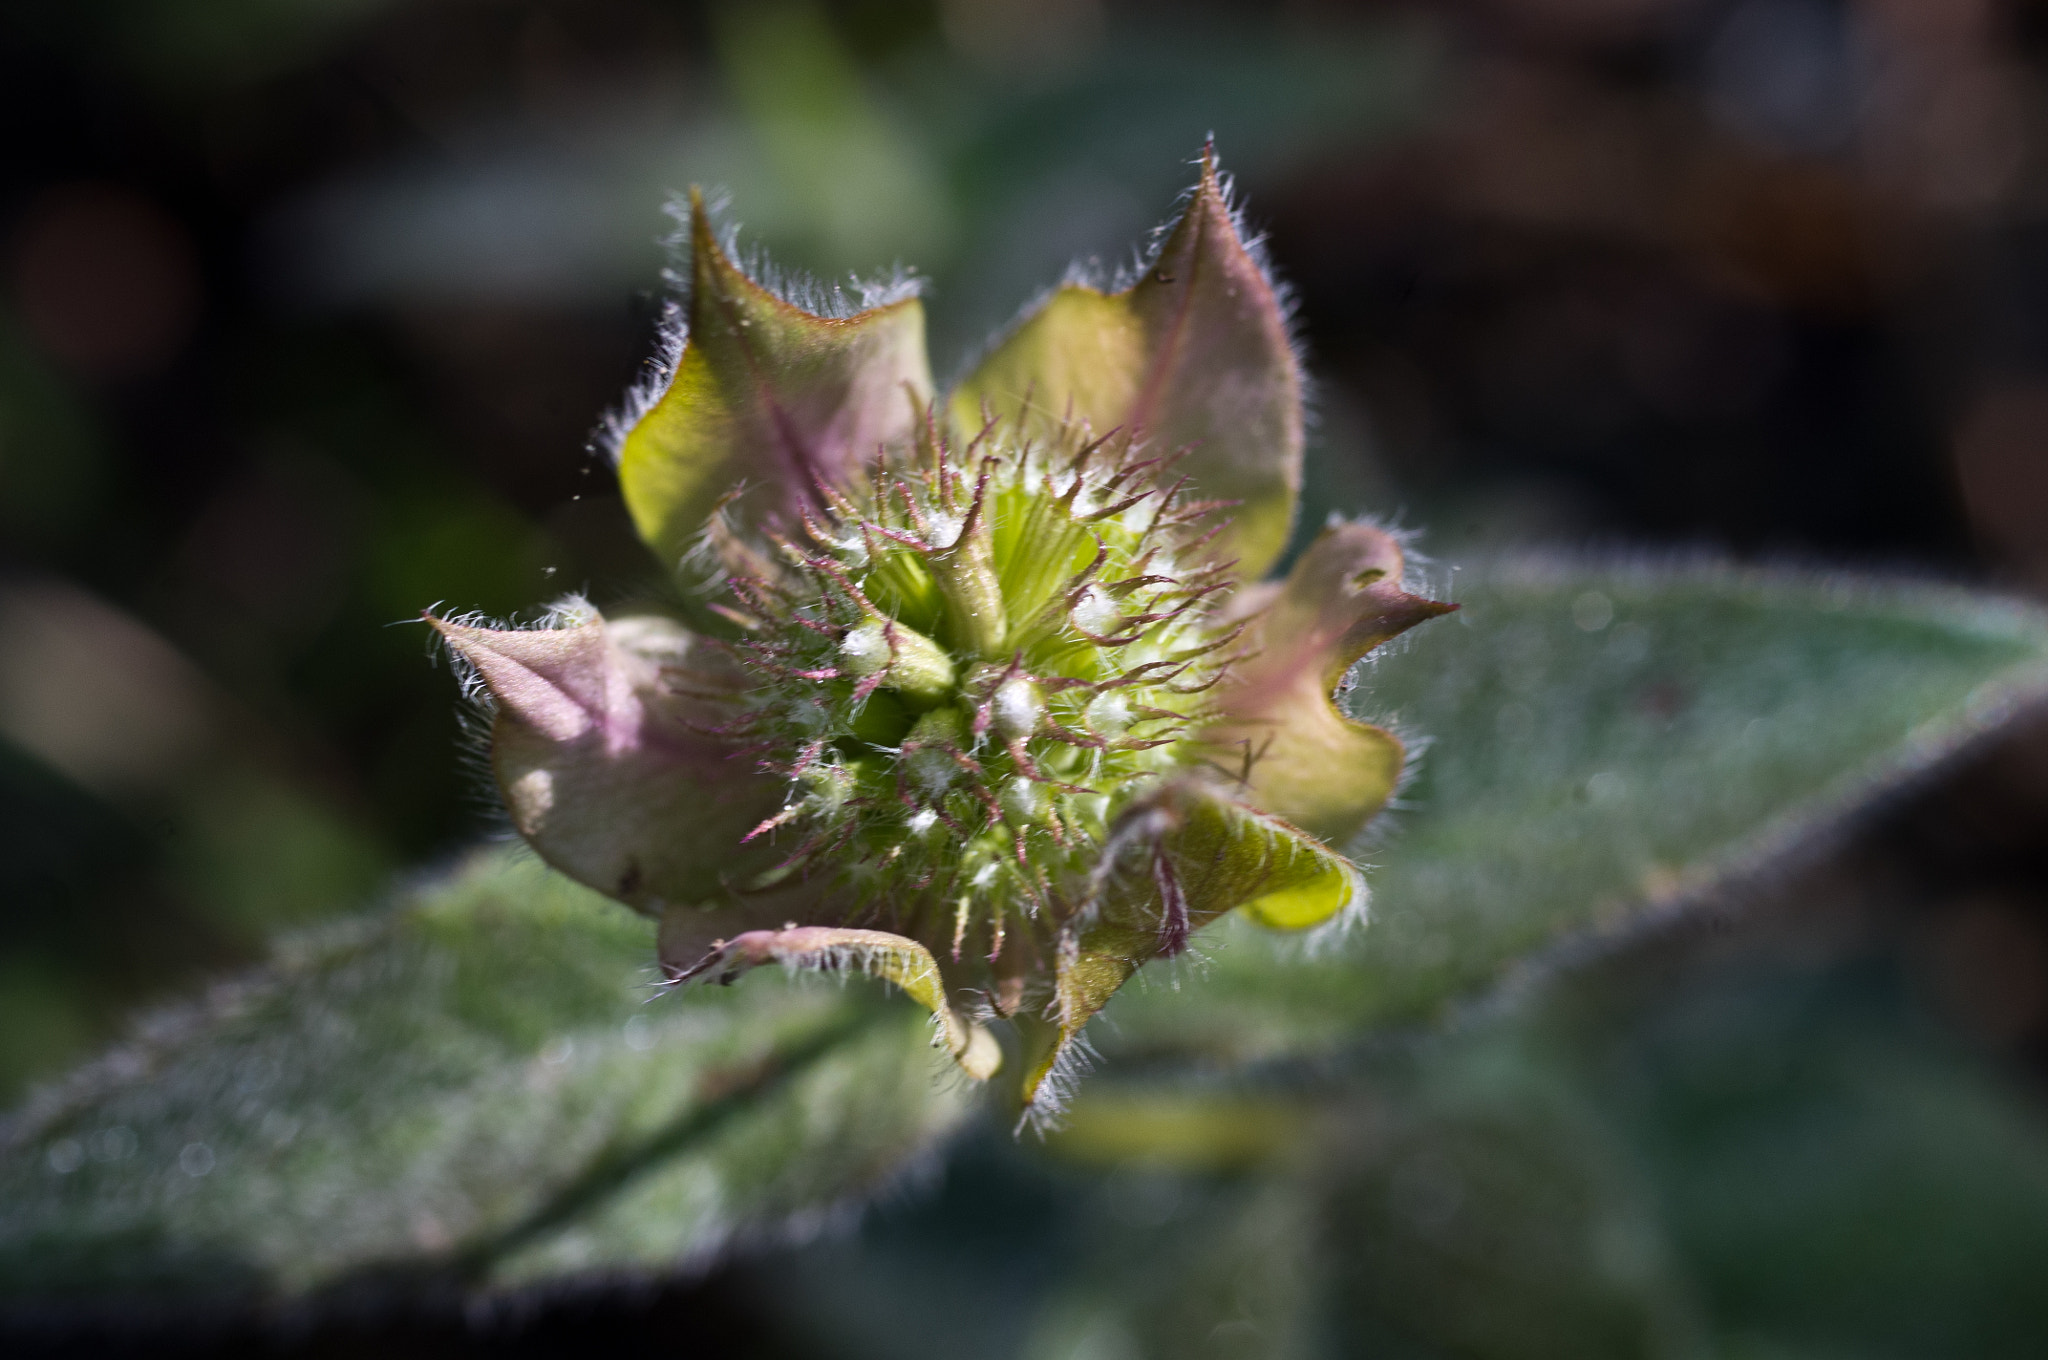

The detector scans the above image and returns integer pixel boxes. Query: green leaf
[0,850,973,1306]
[1099,561,2048,1064]
[1029,1044,1709,1360]
[950,148,1304,580]
[1021,1166,1326,1360]
[1012,939,2048,1358]
[760,932,2048,1358]
[617,190,934,580]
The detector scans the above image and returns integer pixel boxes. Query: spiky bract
[708,418,1244,1002]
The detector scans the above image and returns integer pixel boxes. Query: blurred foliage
[1100,562,2048,1065]
[780,947,2048,1359]
[0,850,972,1303]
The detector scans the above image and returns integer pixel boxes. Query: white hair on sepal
[431,594,602,719]
[1133,931,1220,993]
[685,187,925,320]
[596,189,925,464]
[1339,707,1429,846]
[677,493,746,597]
[951,140,1311,404]
[1302,862,1373,955]
[432,607,501,706]
[452,697,517,840]
[1015,1028,1100,1136]
[1199,141,1318,441]
[1314,509,1444,621]
[430,600,598,843]
[734,242,924,320]
[593,296,687,468]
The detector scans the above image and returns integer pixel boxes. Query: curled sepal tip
[617,188,935,580]
[952,145,1303,579]
[664,919,1002,1081]
[1019,781,1363,1117]
[1205,521,1457,847]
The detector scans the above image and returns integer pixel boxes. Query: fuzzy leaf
[617,190,934,578]
[1205,520,1455,844]
[951,149,1303,579]
[1098,561,2048,1064]
[0,851,973,1306]
[430,613,788,913]
[756,936,2048,1360]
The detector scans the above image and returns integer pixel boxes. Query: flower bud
[452,147,1455,1122]
[840,619,956,706]
[992,676,1044,744]
[902,706,968,798]
[1071,585,1121,637]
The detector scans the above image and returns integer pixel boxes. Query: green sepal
[664,920,1002,1081]
[1019,781,1362,1114]
[950,147,1303,580]
[618,189,934,582]
[1206,520,1454,847]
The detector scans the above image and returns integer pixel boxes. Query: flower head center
[720,427,1240,961]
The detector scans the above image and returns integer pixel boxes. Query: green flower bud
[991,676,1044,744]
[840,618,956,707]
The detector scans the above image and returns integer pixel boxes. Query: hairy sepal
[618,188,935,581]
[952,147,1303,579]
[1020,780,1363,1116]
[663,922,1001,1081]
[1205,521,1457,847]
[430,612,787,913]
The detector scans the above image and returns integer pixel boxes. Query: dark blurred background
[7,0,2048,1347]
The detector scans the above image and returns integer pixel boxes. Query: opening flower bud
[444,146,1456,1124]
[840,619,956,706]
